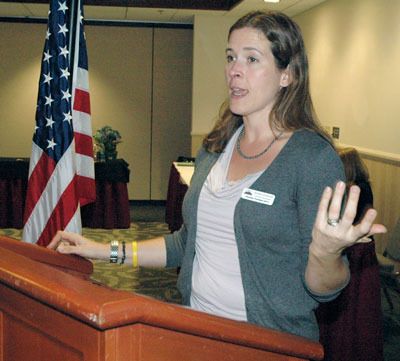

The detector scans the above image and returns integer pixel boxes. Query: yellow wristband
[132,241,138,268]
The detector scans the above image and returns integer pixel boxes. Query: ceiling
[0,0,327,24]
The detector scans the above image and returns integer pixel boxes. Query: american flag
[22,0,95,246]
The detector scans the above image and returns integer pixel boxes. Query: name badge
[241,188,275,205]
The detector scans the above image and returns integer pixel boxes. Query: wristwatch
[109,240,119,263]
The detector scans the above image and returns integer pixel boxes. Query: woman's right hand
[47,230,108,260]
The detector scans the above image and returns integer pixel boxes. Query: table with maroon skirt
[0,158,130,229]
[81,159,131,229]
[165,163,188,232]
[165,162,195,232]
[0,158,29,229]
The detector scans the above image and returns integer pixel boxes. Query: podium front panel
[0,284,101,361]
[0,236,323,361]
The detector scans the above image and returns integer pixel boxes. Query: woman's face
[225,27,289,121]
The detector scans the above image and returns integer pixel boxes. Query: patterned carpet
[1,223,399,360]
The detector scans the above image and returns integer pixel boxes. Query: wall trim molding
[337,143,400,166]
[0,16,193,29]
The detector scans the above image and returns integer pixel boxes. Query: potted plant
[93,125,122,161]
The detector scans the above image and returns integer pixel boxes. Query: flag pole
[68,0,79,91]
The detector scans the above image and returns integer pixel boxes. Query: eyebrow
[225,47,264,55]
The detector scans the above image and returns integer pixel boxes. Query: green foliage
[93,125,122,152]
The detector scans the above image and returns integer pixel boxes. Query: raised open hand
[311,181,387,257]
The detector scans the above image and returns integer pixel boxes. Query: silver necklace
[236,128,283,160]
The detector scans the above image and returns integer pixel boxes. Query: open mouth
[230,87,248,97]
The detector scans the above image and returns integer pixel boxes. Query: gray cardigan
[165,129,346,340]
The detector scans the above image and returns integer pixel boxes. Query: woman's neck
[241,117,276,143]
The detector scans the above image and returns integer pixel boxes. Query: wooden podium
[0,236,323,361]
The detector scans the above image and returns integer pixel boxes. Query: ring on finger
[327,218,340,227]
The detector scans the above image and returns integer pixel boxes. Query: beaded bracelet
[120,241,126,265]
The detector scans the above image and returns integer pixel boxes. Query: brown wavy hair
[338,147,370,185]
[203,11,331,153]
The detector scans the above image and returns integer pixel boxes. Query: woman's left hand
[311,181,387,258]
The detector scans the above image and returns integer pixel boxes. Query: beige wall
[191,14,235,155]
[294,0,400,251]
[88,26,153,199]
[191,0,400,156]
[295,0,400,156]
[0,23,43,157]
[151,28,192,199]
[0,22,192,200]
[191,0,400,250]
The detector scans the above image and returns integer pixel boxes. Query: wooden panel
[362,155,400,253]
[112,326,140,361]
[0,311,3,361]
[136,324,304,361]
[0,236,93,276]
[99,324,308,361]
[0,237,323,361]
[0,285,101,361]
[3,315,83,361]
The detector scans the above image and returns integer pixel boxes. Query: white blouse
[190,126,262,321]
